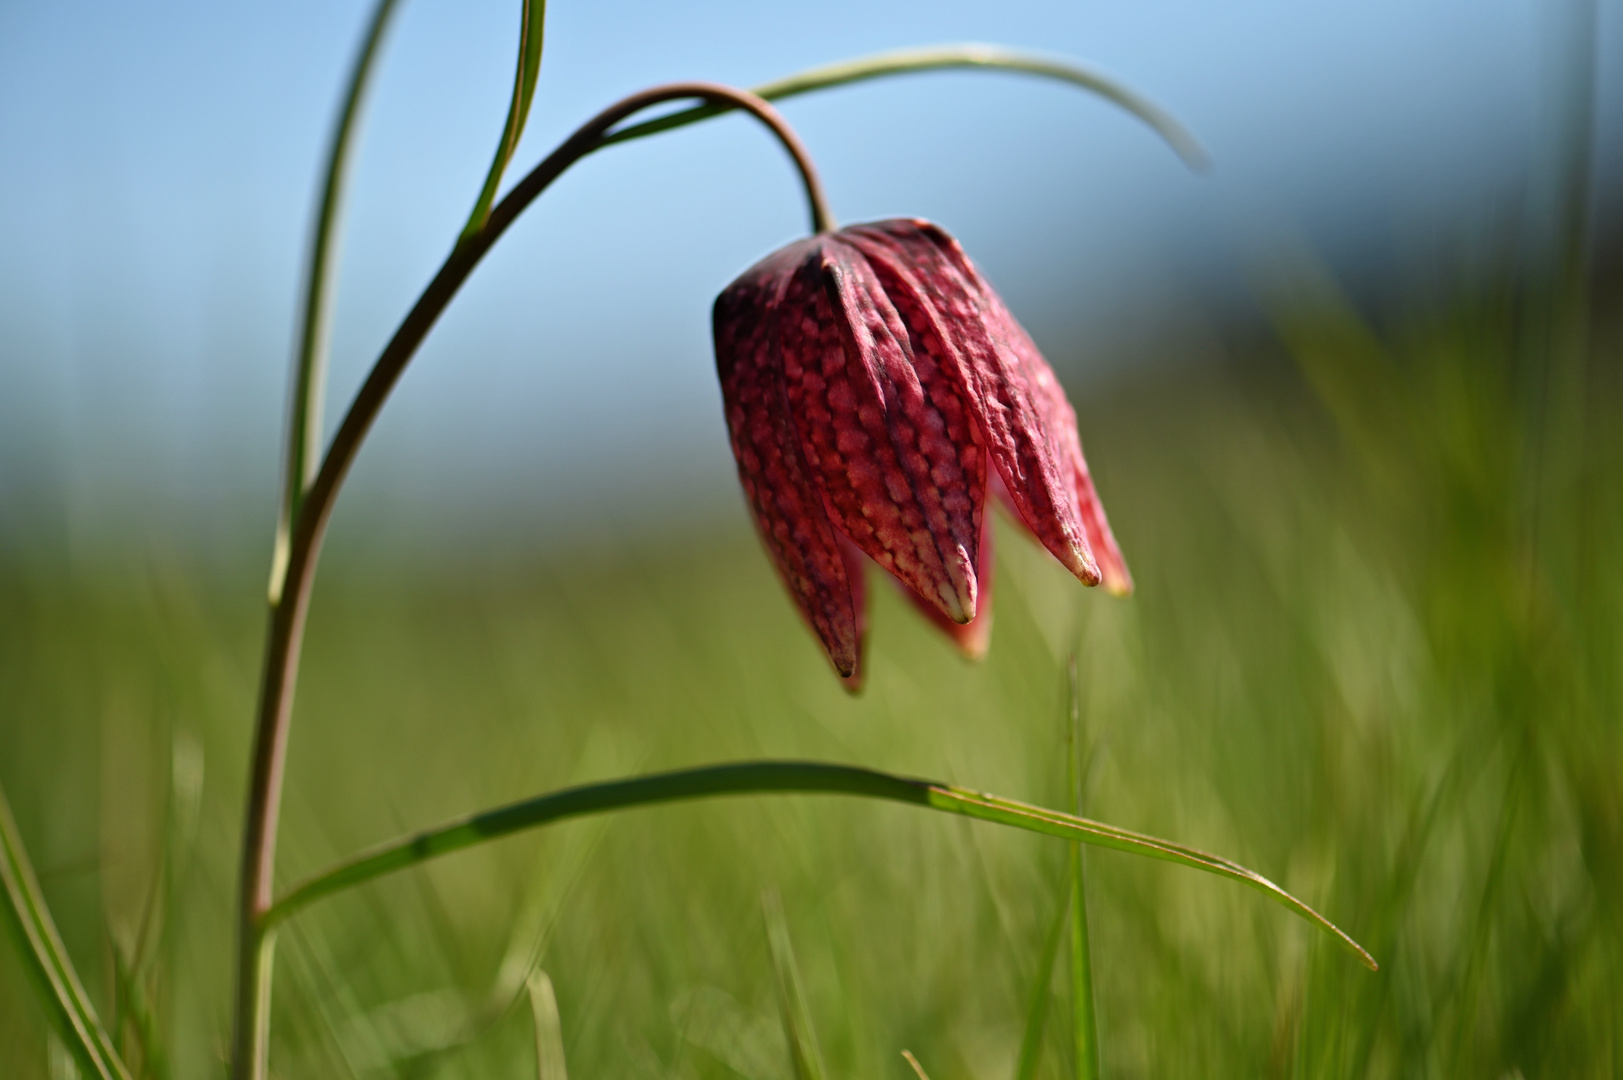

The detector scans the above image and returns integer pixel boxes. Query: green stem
[461,0,547,240]
[272,0,403,605]
[262,760,1376,974]
[1066,659,1100,1080]
[1013,888,1068,1080]
[232,83,831,1080]
[601,44,1210,172]
[1069,846,1098,1080]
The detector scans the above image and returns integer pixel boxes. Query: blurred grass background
[3,242,1619,1078]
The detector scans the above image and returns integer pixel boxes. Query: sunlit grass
[2,270,1619,1076]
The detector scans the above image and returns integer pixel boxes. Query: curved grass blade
[265,761,1375,970]
[901,1050,932,1080]
[461,0,548,241]
[272,0,404,604]
[601,44,1210,171]
[762,889,828,1080]
[921,784,1377,970]
[1,784,133,1080]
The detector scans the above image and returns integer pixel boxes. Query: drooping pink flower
[713,218,1130,686]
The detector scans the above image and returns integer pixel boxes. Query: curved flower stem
[260,760,1377,973]
[602,43,1211,172]
[230,82,830,1080]
[271,0,403,606]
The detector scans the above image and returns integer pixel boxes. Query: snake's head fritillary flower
[714,218,1130,687]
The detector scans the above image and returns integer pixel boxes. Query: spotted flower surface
[713,218,1129,685]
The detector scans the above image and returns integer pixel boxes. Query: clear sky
[1,0,1617,549]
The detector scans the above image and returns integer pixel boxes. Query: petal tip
[1059,544,1102,589]
[1101,566,1134,597]
[952,615,993,661]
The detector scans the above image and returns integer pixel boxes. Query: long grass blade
[461,0,548,240]
[0,783,133,1080]
[1066,658,1100,1080]
[527,970,568,1080]
[265,760,1376,970]
[1014,887,1069,1080]
[601,44,1209,171]
[921,785,1377,970]
[272,0,403,604]
[762,889,828,1080]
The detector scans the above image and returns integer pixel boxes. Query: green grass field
[2,264,1619,1078]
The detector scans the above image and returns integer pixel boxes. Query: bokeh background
[2,1,1621,1077]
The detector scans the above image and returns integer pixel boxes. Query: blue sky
[0,0,1617,548]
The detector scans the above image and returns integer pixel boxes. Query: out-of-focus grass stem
[763,890,828,1080]
[1067,659,1100,1080]
[1013,895,1068,1080]
[0,783,131,1080]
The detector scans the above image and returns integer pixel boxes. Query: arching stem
[230,82,831,1080]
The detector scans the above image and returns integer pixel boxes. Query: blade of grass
[1,783,133,1080]
[923,784,1376,969]
[272,0,403,604]
[461,0,547,240]
[762,889,828,1080]
[601,44,1210,171]
[110,944,172,1080]
[527,970,568,1080]
[264,761,1375,969]
[1013,893,1068,1080]
[1066,658,1100,1080]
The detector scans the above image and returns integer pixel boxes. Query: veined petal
[713,244,865,677]
[1011,337,1134,595]
[835,534,870,691]
[896,496,996,659]
[842,220,1102,587]
[982,291,1132,594]
[775,237,980,624]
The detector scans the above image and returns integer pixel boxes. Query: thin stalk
[1067,659,1100,1080]
[763,888,829,1080]
[1068,847,1097,1080]
[271,0,402,604]
[230,83,831,1080]
[1013,886,1069,1080]
[260,760,1377,974]
[602,44,1210,172]
[462,0,548,240]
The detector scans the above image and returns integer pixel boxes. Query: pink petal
[774,237,981,624]
[896,497,996,659]
[983,291,1133,595]
[842,220,1103,587]
[836,535,870,691]
[713,242,866,677]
